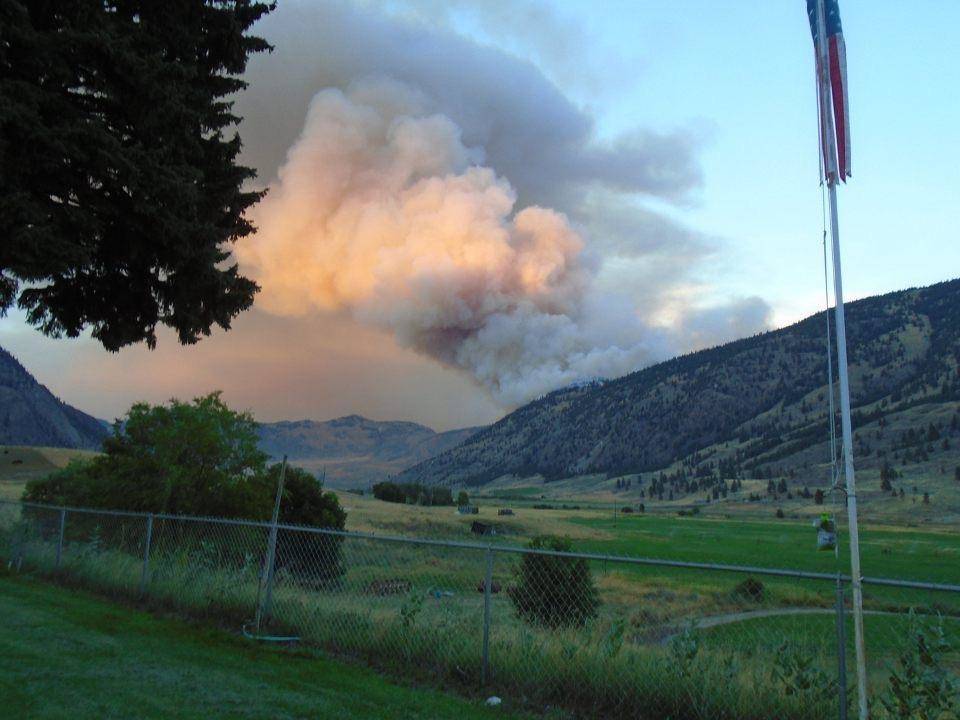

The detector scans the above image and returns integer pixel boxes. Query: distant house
[497,508,514,516]
[457,505,479,515]
[471,521,496,536]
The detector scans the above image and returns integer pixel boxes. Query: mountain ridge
[395,278,960,491]
[0,345,109,450]
[257,414,481,486]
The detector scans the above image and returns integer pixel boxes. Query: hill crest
[395,278,960,495]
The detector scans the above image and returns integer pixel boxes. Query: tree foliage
[24,392,348,582]
[23,392,345,530]
[0,0,274,349]
[268,463,348,585]
[26,392,266,516]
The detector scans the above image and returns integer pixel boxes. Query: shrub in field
[509,535,599,628]
[733,577,765,602]
[271,464,347,584]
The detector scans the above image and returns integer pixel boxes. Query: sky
[2,0,958,430]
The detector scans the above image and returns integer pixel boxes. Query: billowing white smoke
[238,78,662,404]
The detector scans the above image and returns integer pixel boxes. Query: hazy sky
[2,0,957,430]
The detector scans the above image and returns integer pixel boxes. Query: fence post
[55,508,66,568]
[836,575,848,720]
[482,545,493,685]
[256,457,287,632]
[140,513,154,595]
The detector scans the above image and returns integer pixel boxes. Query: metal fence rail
[1,500,957,719]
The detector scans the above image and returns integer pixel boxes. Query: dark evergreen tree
[0,0,274,350]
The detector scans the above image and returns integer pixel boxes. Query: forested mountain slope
[397,279,960,490]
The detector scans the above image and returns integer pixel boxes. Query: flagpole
[814,1,868,717]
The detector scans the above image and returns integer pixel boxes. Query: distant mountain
[257,414,481,487]
[396,278,960,491]
[0,345,108,450]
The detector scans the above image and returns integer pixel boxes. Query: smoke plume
[238,79,663,403]
[236,2,772,406]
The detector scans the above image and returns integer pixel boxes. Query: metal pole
[822,225,839,486]
[828,181,868,719]
[258,456,287,630]
[55,508,66,568]
[814,2,868,716]
[141,513,154,595]
[836,576,848,720]
[481,546,493,685]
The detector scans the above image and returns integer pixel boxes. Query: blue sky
[457,0,960,325]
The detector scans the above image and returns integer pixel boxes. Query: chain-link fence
[1,499,957,719]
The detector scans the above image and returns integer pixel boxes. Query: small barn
[457,505,479,515]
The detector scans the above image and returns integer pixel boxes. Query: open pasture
[338,490,960,585]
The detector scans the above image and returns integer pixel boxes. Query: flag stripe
[830,35,851,178]
[807,0,851,183]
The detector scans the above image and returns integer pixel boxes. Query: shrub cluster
[509,535,599,628]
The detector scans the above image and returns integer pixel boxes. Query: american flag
[807,0,850,182]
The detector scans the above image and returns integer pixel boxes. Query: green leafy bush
[874,615,959,719]
[24,393,268,518]
[272,464,347,584]
[22,393,347,582]
[509,535,599,628]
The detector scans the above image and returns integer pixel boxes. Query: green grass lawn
[569,513,960,584]
[0,573,528,720]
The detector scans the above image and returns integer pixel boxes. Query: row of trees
[371,481,456,507]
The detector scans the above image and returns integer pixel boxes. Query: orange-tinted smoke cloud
[238,78,659,404]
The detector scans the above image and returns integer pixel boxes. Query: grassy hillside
[397,279,960,519]
[0,574,524,720]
